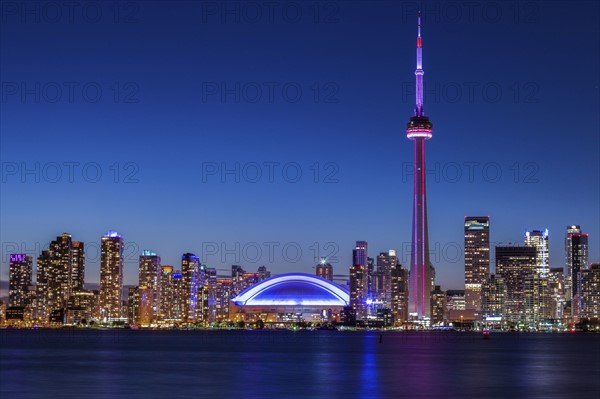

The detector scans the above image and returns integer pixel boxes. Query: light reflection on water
[1,330,598,398]
[360,333,379,399]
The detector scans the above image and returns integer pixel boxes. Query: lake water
[1,330,599,398]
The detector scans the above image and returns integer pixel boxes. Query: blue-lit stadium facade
[230,273,350,324]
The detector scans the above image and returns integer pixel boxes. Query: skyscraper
[137,286,154,325]
[547,267,565,321]
[482,274,506,319]
[70,241,85,292]
[36,250,52,321]
[524,229,549,277]
[352,241,368,269]
[181,253,200,323]
[376,250,397,306]
[100,231,124,320]
[351,241,369,320]
[215,278,233,322]
[390,262,409,325]
[9,254,32,307]
[431,285,446,325]
[565,225,589,308]
[316,258,333,281]
[367,257,375,299]
[407,12,433,320]
[202,266,217,323]
[159,266,183,322]
[48,233,74,311]
[171,271,183,321]
[523,229,552,322]
[464,217,490,311]
[349,264,368,320]
[159,266,175,320]
[495,246,537,324]
[138,250,161,320]
[523,272,550,326]
[231,265,246,296]
[578,264,600,319]
[127,286,140,324]
[36,233,77,322]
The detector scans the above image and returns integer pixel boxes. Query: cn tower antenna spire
[415,11,424,117]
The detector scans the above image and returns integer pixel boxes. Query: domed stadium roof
[231,273,349,307]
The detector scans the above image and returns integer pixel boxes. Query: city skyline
[1,2,599,292]
[5,222,597,327]
[0,222,595,293]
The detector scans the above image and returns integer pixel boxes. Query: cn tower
[407,12,433,320]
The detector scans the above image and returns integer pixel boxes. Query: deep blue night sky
[1,0,598,290]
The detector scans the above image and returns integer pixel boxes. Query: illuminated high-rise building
[70,241,85,292]
[376,250,397,306]
[127,286,140,324]
[137,286,154,325]
[547,267,565,321]
[159,266,175,320]
[9,254,32,307]
[367,256,375,298]
[36,250,52,321]
[390,262,409,325]
[525,229,549,277]
[139,250,161,320]
[215,278,233,322]
[171,271,183,320]
[431,285,446,325]
[232,265,246,296]
[519,231,550,323]
[352,241,371,305]
[495,246,537,324]
[565,225,588,308]
[482,274,506,319]
[522,272,552,326]
[159,267,184,322]
[406,13,434,320]
[181,253,200,323]
[464,217,490,311]
[578,264,600,319]
[36,233,78,322]
[316,258,333,281]
[100,231,124,320]
[522,230,552,324]
[49,233,74,312]
[349,264,368,320]
[26,284,36,315]
[352,241,368,268]
[202,267,217,323]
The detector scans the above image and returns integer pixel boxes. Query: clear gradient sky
[1,0,599,291]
